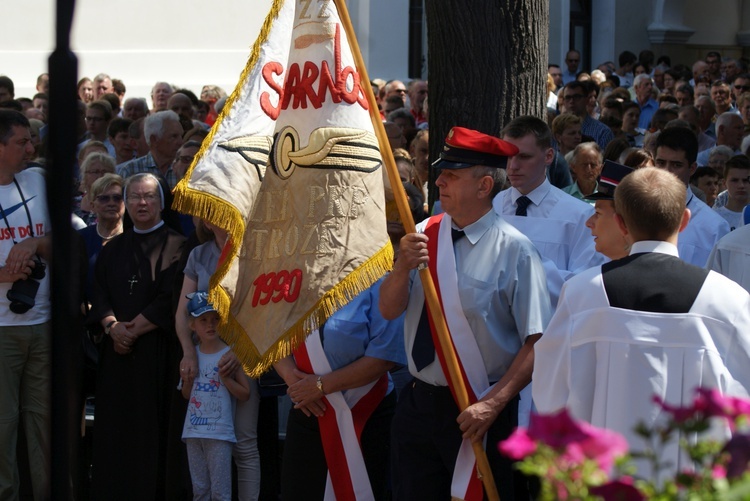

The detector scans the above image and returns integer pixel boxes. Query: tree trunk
[425,0,549,207]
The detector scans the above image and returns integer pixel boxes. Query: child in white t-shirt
[181,292,250,501]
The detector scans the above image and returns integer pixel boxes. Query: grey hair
[472,165,508,198]
[124,97,148,113]
[633,73,653,88]
[143,110,180,147]
[569,141,602,166]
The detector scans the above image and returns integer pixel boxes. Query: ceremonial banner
[173,0,392,376]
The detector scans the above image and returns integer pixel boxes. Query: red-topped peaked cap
[432,126,519,170]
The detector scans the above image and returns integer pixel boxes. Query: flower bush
[498,388,750,500]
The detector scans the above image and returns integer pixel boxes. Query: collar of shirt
[510,178,551,207]
[629,240,679,257]
[566,181,598,200]
[450,209,495,245]
[638,98,658,111]
[686,185,695,206]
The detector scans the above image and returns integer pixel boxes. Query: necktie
[412,228,465,371]
[515,195,532,216]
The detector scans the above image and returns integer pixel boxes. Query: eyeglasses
[126,193,159,203]
[96,194,123,204]
[735,85,750,91]
[85,116,105,122]
[563,94,585,101]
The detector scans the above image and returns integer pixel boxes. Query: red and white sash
[423,213,491,501]
[294,330,388,501]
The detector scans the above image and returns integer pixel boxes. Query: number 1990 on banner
[251,269,303,307]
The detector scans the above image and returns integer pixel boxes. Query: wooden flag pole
[334,1,500,499]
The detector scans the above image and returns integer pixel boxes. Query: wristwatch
[316,376,325,395]
[105,320,117,335]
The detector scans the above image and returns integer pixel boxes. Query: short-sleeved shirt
[0,171,51,326]
[117,152,177,189]
[184,240,221,291]
[404,210,551,385]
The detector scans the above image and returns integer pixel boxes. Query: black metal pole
[48,0,78,498]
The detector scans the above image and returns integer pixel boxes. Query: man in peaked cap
[533,166,750,481]
[380,127,552,500]
[584,160,636,261]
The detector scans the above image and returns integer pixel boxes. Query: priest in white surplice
[533,167,750,481]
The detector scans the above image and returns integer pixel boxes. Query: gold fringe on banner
[220,242,394,378]
[170,0,286,376]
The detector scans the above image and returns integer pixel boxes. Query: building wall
[350,0,411,82]
[1,0,411,105]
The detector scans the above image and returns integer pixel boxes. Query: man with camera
[0,110,52,500]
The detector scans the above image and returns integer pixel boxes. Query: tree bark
[425,0,549,207]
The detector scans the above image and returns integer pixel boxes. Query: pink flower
[712,465,727,479]
[695,388,750,422]
[573,423,629,472]
[589,477,645,501]
[520,409,629,472]
[498,428,537,459]
[527,408,592,448]
[652,395,697,423]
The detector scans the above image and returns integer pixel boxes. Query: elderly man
[691,60,710,87]
[696,112,744,166]
[93,73,114,100]
[634,74,659,130]
[381,126,551,501]
[122,97,149,121]
[696,95,717,138]
[533,166,750,481]
[117,110,183,188]
[384,80,407,102]
[150,82,173,113]
[655,127,729,266]
[711,80,734,115]
[167,92,195,132]
[562,49,581,84]
[0,110,53,500]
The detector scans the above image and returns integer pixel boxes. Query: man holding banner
[380,127,552,501]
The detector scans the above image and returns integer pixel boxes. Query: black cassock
[89,224,185,500]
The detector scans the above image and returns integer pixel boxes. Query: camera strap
[0,178,37,245]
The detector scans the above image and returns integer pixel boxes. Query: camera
[7,256,46,314]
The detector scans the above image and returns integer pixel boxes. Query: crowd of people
[0,45,748,500]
